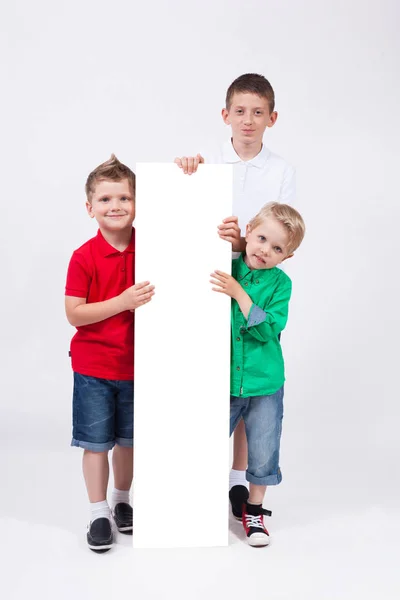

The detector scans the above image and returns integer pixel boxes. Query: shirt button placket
[120,254,126,288]
[240,164,246,191]
[235,322,244,394]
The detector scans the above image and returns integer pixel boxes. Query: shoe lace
[244,508,271,529]
[245,514,265,528]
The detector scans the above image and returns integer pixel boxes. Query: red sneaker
[242,503,272,547]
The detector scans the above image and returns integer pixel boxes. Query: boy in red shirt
[65,155,154,552]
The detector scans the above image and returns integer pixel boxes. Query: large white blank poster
[133,164,232,548]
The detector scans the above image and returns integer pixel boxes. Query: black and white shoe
[242,502,272,547]
[112,502,133,533]
[87,518,113,552]
[229,485,250,520]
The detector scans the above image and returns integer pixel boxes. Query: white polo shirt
[204,140,296,233]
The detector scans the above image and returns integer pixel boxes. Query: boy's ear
[221,107,230,125]
[267,111,278,128]
[245,223,251,240]
[282,252,294,262]
[86,201,95,218]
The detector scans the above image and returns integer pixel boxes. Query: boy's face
[222,92,277,146]
[245,216,293,270]
[86,178,135,231]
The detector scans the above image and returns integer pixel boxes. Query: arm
[210,271,252,317]
[65,282,154,328]
[66,295,128,327]
[243,278,292,342]
[65,252,154,327]
[234,236,247,253]
[210,271,292,342]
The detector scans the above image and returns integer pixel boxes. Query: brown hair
[248,202,306,255]
[226,73,275,113]
[85,154,136,201]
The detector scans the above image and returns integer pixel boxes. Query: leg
[112,445,133,491]
[240,388,284,546]
[112,380,134,533]
[71,373,116,551]
[232,419,248,470]
[83,449,109,502]
[113,379,134,490]
[243,388,284,489]
[249,483,267,506]
[72,373,115,503]
[229,397,250,518]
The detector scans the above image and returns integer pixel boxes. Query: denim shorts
[71,372,134,452]
[230,386,284,486]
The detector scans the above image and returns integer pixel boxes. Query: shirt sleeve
[243,276,292,342]
[65,252,91,298]
[279,165,296,205]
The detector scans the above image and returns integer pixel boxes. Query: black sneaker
[229,485,249,520]
[112,502,133,533]
[87,518,113,552]
[242,502,272,547]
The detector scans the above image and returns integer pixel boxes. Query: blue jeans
[230,386,284,486]
[71,372,134,452]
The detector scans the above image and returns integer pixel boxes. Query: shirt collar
[236,253,276,279]
[236,253,251,279]
[222,139,270,169]
[95,227,135,257]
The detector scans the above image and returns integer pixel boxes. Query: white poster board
[133,164,232,548]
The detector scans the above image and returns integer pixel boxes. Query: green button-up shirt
[231,254,292,397]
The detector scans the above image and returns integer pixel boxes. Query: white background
[1,0,399,598]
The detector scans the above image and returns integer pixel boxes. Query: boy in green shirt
[211,202,305,546]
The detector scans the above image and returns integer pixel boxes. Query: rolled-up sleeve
[244,278,292,342]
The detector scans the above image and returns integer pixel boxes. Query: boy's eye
[120,197,129,202]
[255,110,263,115]
[258,235,266,242]
[100,197,110,202]
[274,246,282,253]
[236,109,243,114]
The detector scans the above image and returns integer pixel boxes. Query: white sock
[229,469,249,491]
[111,488,130,509]
[90,500,111,523]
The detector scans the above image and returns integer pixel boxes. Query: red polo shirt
[65,228,135,380]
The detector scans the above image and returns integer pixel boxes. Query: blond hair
[248,202,305,254]
[85,154,136,202]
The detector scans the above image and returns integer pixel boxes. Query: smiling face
[244,216,293,270]
[86,178,135,233]
[222,92,277,147]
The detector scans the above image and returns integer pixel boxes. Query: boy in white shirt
[175,73,296,519]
